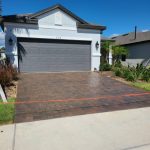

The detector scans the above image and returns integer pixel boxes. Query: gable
[29,4,87,24]
[0,4,106,31]
[37,9,77,28]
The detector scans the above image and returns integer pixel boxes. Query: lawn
[0,98,15,125]
[131,82,150,91]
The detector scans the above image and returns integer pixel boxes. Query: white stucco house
[0,4,106,72]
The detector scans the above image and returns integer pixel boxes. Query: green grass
[0,98,15,125]
[131,82,150,91]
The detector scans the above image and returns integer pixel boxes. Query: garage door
[18,38,91,72]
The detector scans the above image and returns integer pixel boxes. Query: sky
[0,0,150,46]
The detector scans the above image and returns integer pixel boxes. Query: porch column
[108,45,113,65]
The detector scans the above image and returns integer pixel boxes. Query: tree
[101,41,128,64]
[112,45,128,63]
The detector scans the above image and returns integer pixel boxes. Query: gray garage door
[18,38,91,72]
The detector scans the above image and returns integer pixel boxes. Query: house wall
[38,9,77,29]
[122,41,150,66]
[4,9,101,71]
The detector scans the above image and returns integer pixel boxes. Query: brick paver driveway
[16,72,150,123]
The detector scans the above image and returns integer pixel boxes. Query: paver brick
[15,72,150,123]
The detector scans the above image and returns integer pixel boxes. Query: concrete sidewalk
[1,108,150,150]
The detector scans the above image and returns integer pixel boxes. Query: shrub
[114,67,122,77]
[136,63,145,72]
[126,72,136,82]
[100,63,112,71]
[141,69,150,82]
[114,61,122,68]
[113,66,137,82]
[0,65,12,86]
[135,64,146,79]
[122,68,131,78]
[7,65,18,80]
[112,63,150,82]
[0,64,18,86]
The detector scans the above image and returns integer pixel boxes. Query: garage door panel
[18,38,91,72]
[24,51,90,56]
[21,57,90,65]
[20,42,90,48]
[22,55,90,60]
[21,47,90,55]
[22,54,90,59]
[21,65,90,72]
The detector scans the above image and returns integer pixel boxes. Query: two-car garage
[18,38,91,72]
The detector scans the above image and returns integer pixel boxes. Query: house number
[56,37,61,39]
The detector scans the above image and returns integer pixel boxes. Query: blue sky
[0,0,150,46]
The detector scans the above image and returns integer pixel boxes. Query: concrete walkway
[1,107,150,150]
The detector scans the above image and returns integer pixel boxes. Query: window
[121,55,126,61]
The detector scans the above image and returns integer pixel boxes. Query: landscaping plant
[101,41,128,64]
[112,45,128,63]
[112,63,150,82]
[141,68,150,82]
[114,60,122,68]
[99,63,112,71]
[0,64,18,87]
[0,58,18,99]
[125,71,136,82]
[114,67,122,77]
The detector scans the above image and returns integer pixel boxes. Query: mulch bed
[5,81,17,99]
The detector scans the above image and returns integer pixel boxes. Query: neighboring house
[112,31,150,66]
[0,4,106,72]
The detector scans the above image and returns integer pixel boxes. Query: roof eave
[77,23,106,31]
[115,40,150,46]
[0,15,38,31]
[101,36,115,42]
